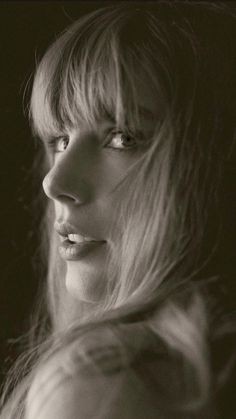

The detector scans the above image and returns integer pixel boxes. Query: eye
[104,131,137,151]
[48,136,70,153]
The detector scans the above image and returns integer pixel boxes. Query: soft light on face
[42,74,160,305]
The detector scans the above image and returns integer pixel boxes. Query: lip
[54,220,106,261]
[54,220,105,241]
[58,239,106,261]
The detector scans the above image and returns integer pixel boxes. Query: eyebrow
[33,106,157,143]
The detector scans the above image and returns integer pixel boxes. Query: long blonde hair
[1,2,236,418]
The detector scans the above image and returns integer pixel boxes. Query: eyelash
[47,136,69,153]
[46,130,138,153]
[104,130,138,151]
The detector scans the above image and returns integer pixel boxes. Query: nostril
[57,194,82,205]
[42,167,90,204]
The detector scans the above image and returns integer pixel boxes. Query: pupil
[122,134,130,143]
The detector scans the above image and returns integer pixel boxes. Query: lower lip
[58,239,106,261]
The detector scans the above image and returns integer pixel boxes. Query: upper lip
[54,220,106,241]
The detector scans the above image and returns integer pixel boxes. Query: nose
[43,169,87,205]
[42,141,91,205]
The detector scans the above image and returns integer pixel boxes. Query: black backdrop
[0,0,122,386]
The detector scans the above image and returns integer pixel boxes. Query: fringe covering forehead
[30,8,162,141]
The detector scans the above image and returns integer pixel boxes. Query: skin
[42,77,159,305]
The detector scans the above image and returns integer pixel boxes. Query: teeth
[68,234,96,243]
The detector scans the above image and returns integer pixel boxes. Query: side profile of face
[42,74,159,305]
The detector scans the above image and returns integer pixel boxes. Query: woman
[1,1,236,418]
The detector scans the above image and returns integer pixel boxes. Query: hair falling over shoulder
[1,2,236,418]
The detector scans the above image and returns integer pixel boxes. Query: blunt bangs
[30,7,165,141]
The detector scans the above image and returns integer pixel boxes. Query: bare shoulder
[25,351,125,419]
[25,326,122,417]
[25,324,181,419]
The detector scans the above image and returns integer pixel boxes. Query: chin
[65,261,105,304]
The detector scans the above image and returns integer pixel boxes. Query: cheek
[91,152,140,199]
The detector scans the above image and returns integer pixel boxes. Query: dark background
[0,0,122,385]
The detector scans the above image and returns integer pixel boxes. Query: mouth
[54,221,106,261]
[59,233,102,245]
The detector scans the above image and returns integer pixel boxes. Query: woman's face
[42,76,159,305]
